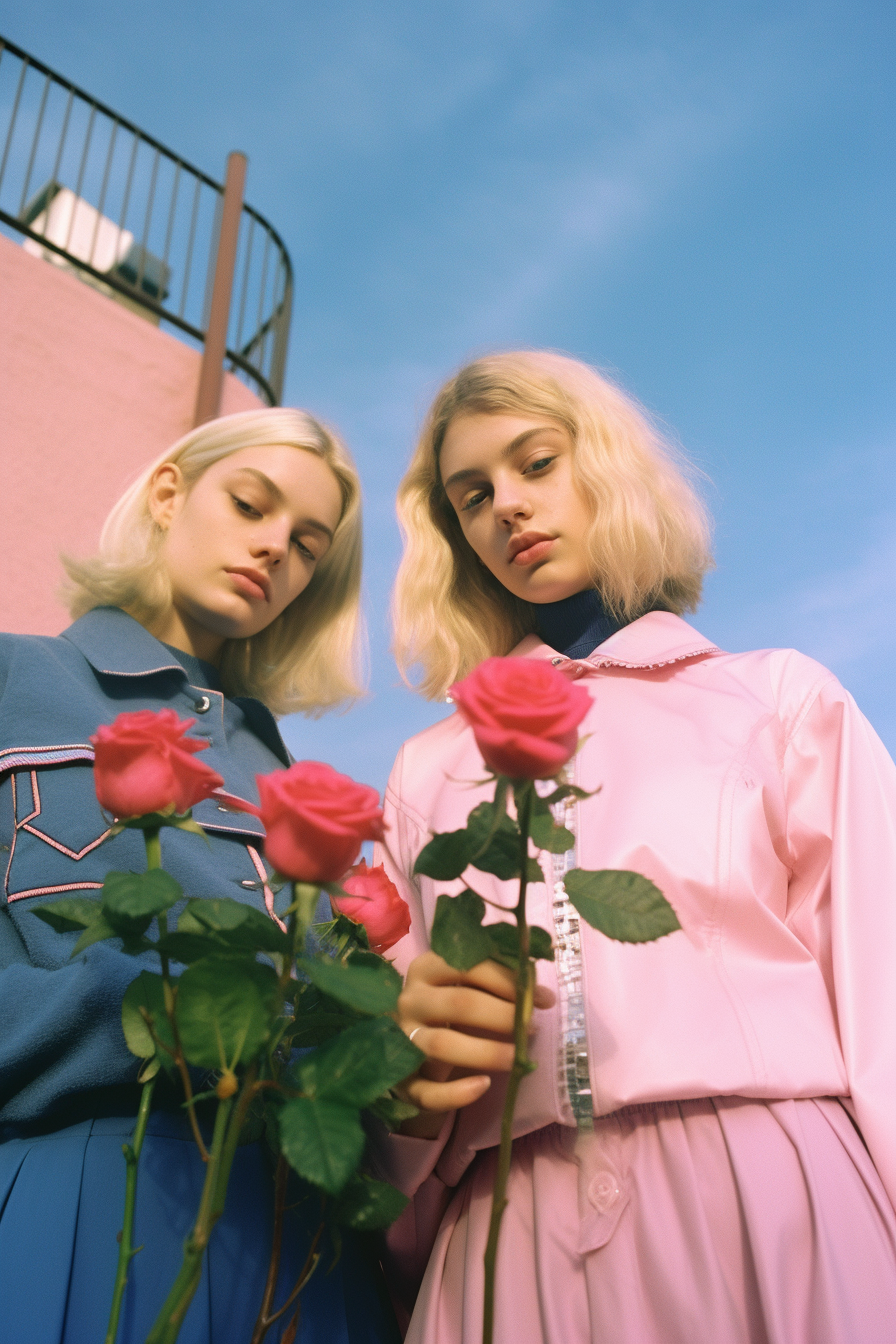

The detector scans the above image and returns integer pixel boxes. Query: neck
[139,607,224,666]
[534,588,623,660]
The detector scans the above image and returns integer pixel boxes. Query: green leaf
[102,869,183,921]
[430,889,496,971]
[278,1096,365,1195]
[121,970,175,1061]
[155,932,225,964]
[368,1093,419,1130]
[414,827,474,880]
[314,913,371,952]
[331,1174,410,1230]
[185,897,251,932]
[466,802,524,880]
[563,869,681,943]
[294,1017,424,1109]
[287,1011,359,1048]
[486,922,554,967]
[32,897,103,933]
[72,913,125,954]
[297,955,401,1016]
[175,956,280,1069]
[529,810,575,854]
[184,897,291,955]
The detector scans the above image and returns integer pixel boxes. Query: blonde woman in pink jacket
[372,351,896,1344]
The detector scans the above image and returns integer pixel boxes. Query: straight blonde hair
[64,407,365,716]
[393,351,713,699]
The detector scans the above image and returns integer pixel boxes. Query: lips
[225,568,271,601]
[508,532,556,567]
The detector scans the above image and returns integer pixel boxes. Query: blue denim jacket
[0,607,293,1126]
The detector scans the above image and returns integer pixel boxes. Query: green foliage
[181,897,291,955]
[278,1097,366,1196]
[103,869,183,921]
[487,921,554,968]
[32,896,104,933]
[563,868,681,942]
[175,956,280,1069]
[368,1093,419,1130]
[331,1174,410,1230]
[297,953,402,1016]
[121,970,176,1063]
[415,797,555,887]
[431,890,554,972]
[292,1017,424,1110]
[430,889,498,970]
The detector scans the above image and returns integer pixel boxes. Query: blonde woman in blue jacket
[0,409,398,1344]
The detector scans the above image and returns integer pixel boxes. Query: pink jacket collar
[513,610,721,672]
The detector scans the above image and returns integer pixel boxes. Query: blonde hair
[64,407,365,716]
[393,350,713,699]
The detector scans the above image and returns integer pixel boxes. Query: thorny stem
[103,1076,156,1344]
[144,826,210,1161]
[249,1157,325,1344]
[143,1093,235,1344]
[482,782,536,1344]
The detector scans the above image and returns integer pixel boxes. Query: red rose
[450,656,591,779]
[332,860,412,953]
[257,761,386,884]
[91,709,224,818]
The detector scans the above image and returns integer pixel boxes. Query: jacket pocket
[5,765,116,902]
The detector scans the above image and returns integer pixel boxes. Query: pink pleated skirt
[405,1097,896,1344]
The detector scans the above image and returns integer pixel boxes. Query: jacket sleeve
[781,670,896,1208]
[0,907,143,1123]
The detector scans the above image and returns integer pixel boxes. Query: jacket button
[194,695,211,713]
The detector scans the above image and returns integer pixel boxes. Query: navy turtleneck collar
[534,589,625,660]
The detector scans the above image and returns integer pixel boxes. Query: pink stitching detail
[246,844,286,932]
[8,881,103,903]
[20,824,111,860]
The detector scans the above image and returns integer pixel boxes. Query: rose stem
[103,1074,156,1344]
[145,825,209,1160]
[482,780,536,1344]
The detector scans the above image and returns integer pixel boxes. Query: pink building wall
[0,231,264,636]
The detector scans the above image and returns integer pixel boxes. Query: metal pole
[193,150,247,426]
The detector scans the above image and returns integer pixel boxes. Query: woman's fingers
[408,1024,515,1074]
[401,1072,491,1115]
[397,950,556,1038]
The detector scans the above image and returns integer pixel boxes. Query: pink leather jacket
[375,612,896,1208]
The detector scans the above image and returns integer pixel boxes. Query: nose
[249,520,289,567]
[491,476,532,528]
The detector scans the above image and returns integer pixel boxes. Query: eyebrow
[230,467,334,541]
[441,426,563,492]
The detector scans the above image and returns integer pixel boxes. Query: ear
[147,462,186,530]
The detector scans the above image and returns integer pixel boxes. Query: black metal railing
[0,36,292,405]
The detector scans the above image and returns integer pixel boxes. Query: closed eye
[291,535,318,560]
[232,494,262,519]
[461,487,490,512]
[523,455,555,475]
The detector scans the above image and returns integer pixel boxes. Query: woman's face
[147,443,344,661]
[439,412,594,604]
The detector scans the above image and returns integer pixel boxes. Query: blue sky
[6,0,895,792]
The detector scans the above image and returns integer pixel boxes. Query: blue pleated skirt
[0,1111,400,1344]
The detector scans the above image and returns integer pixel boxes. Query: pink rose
[450,656,591,779]
[91,709,224,818]
[333,860,412,953]
[257,761,386,884]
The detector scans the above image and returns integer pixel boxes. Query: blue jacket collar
[60,607,290,768]
[61,607,189,680]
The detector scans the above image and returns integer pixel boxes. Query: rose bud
[91,708,224,818]
[332,860,412,953]
[257,761,386,885]
[450,656,591,780]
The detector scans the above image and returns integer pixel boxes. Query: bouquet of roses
[33,709,421,1344]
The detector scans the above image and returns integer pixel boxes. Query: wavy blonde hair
[393,350,713,699]
[64,407,364,716]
